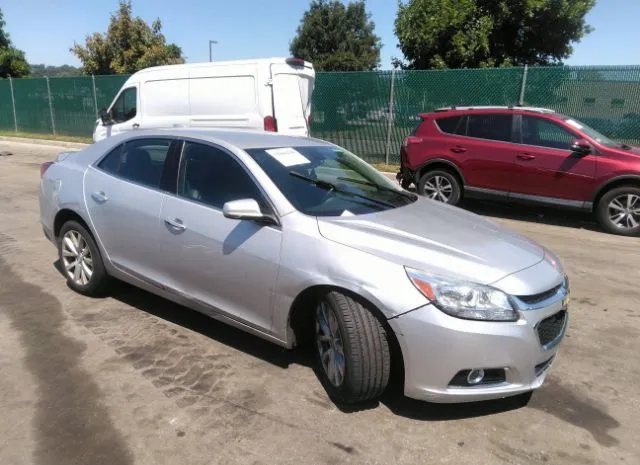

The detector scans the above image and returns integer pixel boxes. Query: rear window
[435,116,464,135]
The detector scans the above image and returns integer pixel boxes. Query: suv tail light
[40,161,53,178]
[264,116,278,132]
[402,136,423,148]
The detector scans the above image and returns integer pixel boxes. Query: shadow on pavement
[461,198,600,232]
[54,262,533,422]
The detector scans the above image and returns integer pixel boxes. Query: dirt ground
[0,139,638,465]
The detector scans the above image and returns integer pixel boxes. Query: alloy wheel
[61,230,93,286]
[608,194,640,230]
[423,175,453,202]
[315,301,345,387]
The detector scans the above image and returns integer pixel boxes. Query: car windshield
[562,117,622,148]
[245,145,417,217]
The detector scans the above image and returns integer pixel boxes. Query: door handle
[164,217,186,231]
[517,154,536,161]
[132,123,140,129]
[450,146,467,153]
[91,191,108,203]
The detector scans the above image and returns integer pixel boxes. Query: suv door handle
[132,123,140,129]
[91,191,108,203]
[450,146,467,153]
[517,154,536,161]
[164,217,186,231]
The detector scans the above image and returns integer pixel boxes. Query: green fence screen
[2,66,640,164]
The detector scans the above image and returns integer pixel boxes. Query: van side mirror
[570,138,592,155]
[98,108,112,126]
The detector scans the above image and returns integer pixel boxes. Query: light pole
[209,40,218,62]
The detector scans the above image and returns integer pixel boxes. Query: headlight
[405,267,518,322]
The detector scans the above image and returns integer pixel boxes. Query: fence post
[8,77,18,132]
[519,64,529,106]
[92,74,99,116]
[45,76,56,135]
[384,69,397,165]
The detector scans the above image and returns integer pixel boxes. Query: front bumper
[388,290,568,403]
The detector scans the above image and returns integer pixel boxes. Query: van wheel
[596,186,640,236]
[417,170,462,205]
[313,291,391,405]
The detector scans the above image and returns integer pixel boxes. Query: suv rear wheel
[596,186,640,236]
[417,169,462,205]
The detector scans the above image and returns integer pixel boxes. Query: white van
[93,57,315,142]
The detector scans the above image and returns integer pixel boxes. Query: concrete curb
[0,136,89,150]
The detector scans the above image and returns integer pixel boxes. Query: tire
[400,178,413,190]
[58,220,110,296]
[417,169,462,205]
[313,290,391,404]
[595,186,640,236]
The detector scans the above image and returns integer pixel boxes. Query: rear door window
[467,114,514,142]
[97,138,173,189]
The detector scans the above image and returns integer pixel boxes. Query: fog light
[466,369,485,385]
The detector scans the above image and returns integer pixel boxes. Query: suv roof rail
[433,105,556,114]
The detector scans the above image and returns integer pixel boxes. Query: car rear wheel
[417,169,462,205]
[313,291,391,404]
[58,220,110,296]
[596,186,640,236]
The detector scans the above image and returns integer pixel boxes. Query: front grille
[536,310,567,347]
[517,284,562,305]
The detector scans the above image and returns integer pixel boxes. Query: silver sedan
[38,129,569,405]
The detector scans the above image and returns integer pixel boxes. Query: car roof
[111,128,332,150]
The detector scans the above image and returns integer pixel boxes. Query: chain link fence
[2,66,640,164]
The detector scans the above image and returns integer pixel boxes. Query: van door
[270,64,314,136]
[100,86,141,139]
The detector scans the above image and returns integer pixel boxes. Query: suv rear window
[435,116,464,135]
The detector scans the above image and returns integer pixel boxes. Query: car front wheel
[58,220,110,296]
[313,291,391,405]
[596,186,640,236]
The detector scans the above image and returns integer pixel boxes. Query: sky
[3,0,640,69]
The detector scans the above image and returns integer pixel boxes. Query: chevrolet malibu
[39,129,569,405]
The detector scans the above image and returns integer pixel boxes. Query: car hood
[316,198,545,286]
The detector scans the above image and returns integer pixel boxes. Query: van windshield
[245,145,417,217]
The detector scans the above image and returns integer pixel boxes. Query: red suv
[398,106,640,236]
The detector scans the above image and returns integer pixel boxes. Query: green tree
[70,0,184,75]
[290,0,382,71]
[0,8,30,78]
[394,0,596,69]
[29,64,81,78]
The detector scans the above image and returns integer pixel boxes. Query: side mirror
[222,199,275,224]
[570,138,592,154]
[98,108,112,126]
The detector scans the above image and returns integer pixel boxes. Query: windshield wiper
[336,176,416,200]
[289,171,395,208]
